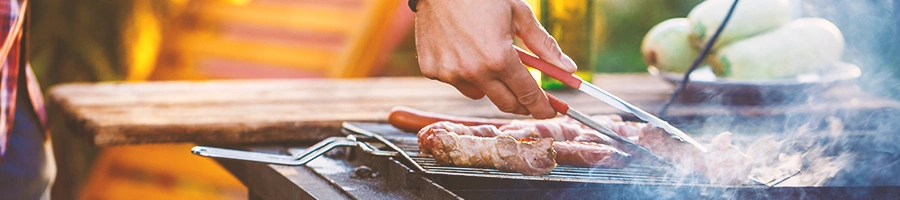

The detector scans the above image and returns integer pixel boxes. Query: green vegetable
[641,18,698,73]
[709,18,845,79]
[687,0,791,49]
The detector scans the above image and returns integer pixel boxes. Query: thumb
[510,1,578,73]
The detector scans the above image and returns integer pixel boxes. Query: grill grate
[344,122,762,188]
[387,138,758,187]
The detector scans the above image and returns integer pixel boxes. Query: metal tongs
[516,46,707,168]
[191,125,405,166]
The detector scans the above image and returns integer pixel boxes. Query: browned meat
[418,128,557,175]
[608,121,647,138]
[422,121,613,145]
[637,126,708,171]
[399,106,751,183]
[500,120,586,141]
[704,132,753,184]
[419,121,631,169]
[419,121,507,138]
[554,141,631,168]
[637,126,752,184]
[572,131,616,144]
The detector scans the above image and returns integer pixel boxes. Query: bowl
[648,62,862,106]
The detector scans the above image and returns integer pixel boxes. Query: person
[0,0,57,199]
[410,0,579,119]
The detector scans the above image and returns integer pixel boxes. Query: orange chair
[152,0,414,79]
[80,1,414,199]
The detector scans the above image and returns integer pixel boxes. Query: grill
[333,121,900,199]
[209,111,900,199]
[336,122,796,198]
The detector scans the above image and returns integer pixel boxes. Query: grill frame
[325,122,900,199]
[344,119,900,199]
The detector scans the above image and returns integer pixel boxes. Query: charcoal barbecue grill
[199,116,900,199]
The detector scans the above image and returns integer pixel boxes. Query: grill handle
[191,135,399,166]
[341,122,428,172]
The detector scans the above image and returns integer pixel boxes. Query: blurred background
[27,0,897,199]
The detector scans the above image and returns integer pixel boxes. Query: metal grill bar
[403,148,715,186]
[386,137,739,187]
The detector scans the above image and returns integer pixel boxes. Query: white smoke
[744,117,854,187]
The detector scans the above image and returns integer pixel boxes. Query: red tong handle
[545,93,570,115]
[513,46,579,116]
[515,47,583,89]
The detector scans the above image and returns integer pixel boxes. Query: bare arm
[413,0,578,119]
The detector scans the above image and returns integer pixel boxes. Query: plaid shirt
[0,0,48,159]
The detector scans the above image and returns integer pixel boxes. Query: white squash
[641,18,698,73]
[708,18,845,79]
[688,0,791,49]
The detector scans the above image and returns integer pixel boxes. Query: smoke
[677,0,900,189]
[744,117,854,187]
[689,110,900,189]
[747,0,900,187]
[801,0,900,100]
[683,107,900,188]
[538,1,900,198]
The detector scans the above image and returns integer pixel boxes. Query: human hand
[414,0,578,119]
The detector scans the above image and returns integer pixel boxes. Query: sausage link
[388,106,512,133]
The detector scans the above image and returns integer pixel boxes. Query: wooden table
[49,74,899,146]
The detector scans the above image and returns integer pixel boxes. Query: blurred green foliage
[30,1,131,88]
[29,1,131,198]
[29,0,170,89]
[594,0,702,73]
[29,1,169,199]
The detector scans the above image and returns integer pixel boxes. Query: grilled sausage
[388,106,511,133]
[418,128,557,175]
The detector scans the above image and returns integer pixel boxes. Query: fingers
[419,53,486,100]
[461,49,557,119]
[471,79,530,115]
[510,1,578,73]
[420,56,555,118]
[496,50,557,119]
[446,54,527,115]
[418,43,557,118]
[448,79,486,100]
[412,0,557,119]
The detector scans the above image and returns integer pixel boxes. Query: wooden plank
[50,76,664,105]
[49,75,899,146]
